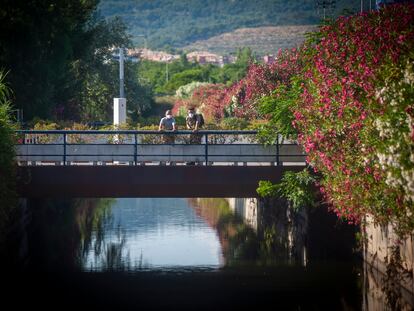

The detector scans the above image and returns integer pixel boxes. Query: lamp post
[114,47,126,126]
[119,47,125,98]
[111,47,139,126]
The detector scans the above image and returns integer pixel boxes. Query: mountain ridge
[183,25,318,56]
[99,0,364,49]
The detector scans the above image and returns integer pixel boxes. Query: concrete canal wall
[226,198,414,299]
[225,197,308,264]
[226,198,259,231]
[364,215,414,296]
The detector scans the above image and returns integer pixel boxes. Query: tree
[0,1,153,122]
[0,71,16,243]
[0,0,98,119]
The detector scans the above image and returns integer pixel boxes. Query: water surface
[83,198,223,270]
[4,197,410,310]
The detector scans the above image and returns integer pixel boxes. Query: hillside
[98,0,364,49]
[184,25,317,56]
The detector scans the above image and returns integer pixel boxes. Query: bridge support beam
[17,166,304,198]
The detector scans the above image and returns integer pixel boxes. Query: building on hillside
[127,48,180,62]
[186,51,236,67]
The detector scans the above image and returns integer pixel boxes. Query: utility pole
[114,47,126,126]
[119,47,125,98]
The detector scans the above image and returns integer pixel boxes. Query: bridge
[15,130,306,198]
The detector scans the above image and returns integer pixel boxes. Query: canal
[2,197,410,310]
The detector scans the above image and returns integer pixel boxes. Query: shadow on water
[1,197,412,310]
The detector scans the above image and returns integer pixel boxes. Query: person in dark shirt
[186,107,204,165]
[159,109,176,144]
[186,107,203,143]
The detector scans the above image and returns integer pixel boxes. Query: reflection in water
[5,197,413,310]
[81,198,222,271]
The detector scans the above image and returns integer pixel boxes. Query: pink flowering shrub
[173,5,414,234]
[362,56,414,233]
[289,3,414,232]
[172,84,227,121]
[171,49,302,121]
[226,49,302,119]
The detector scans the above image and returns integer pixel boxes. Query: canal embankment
[225,197,414,299]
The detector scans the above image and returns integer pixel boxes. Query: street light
[111,47,139,126]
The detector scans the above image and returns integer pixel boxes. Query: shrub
[257,168,317,211]
[0,71,16,242]
[290,4,414,231]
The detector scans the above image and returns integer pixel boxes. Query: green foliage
[138,47,254,97]
[258,79,300,142]
[0,1,153,122]
[176,81,210,99]
[164,68,206,92]
[74,19,154,122]
[138,59,200,94]
[0,71,16,242]
[99,0,362,49]
[220,117,249,130]
[220,47,256,83]
[256,181,279,198]
[257,168,317,211]
[255,77,301,145]
[360,53,414,234]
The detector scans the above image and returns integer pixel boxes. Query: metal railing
[15,130,306,166]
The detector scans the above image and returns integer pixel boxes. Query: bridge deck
[15,130,306,166]
[16,130,306,198]
[17,166,304,198]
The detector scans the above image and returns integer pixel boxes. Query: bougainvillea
[363,56,414,233]
[172,83,227,120]
[173,4,414,234]
[290,3,414,232]
[172,49,302,121]
[226,49,302,119]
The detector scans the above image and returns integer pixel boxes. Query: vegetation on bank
[257,169,318,211]
[0,72,16,243]
[287,4,414,234]
[170,4,414,236]
[285,5,413,235]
